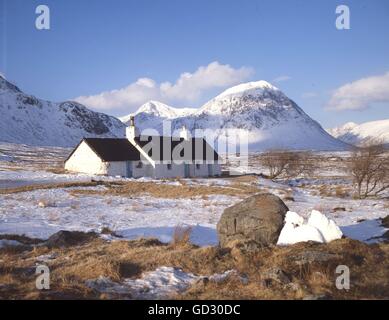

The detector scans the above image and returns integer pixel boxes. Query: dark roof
[134,136,220,162]
[66,138,141,162]
[66,136,220,163]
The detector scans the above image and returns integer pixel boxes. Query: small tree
[260,149,315,179]
[347,142,389,199]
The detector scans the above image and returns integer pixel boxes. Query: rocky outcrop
[217,193,288,247]
[44,230,98,248]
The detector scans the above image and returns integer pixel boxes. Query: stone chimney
[126,116,139,141]
[180,125,190,140]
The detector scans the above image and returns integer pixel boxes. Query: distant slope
[119,101,196,134]
[121,81,348,151]
[0,76,125,147]
[327,119,389,146]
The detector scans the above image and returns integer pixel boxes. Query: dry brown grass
[318,185,332,197]
[68,179,261,199]
[335,185,350,199]
[230,175,259,184]
[0,234,388,300]
[45,168,68,175]
[171,225,193,248]
[0,181,106,195]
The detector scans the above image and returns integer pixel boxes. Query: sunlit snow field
[0,142,388,246]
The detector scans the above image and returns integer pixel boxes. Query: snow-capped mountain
[0,76,125,147]
[119,101,196,134]
[327,119,389,146]
[120,101,196,122]
[122,81,348,151]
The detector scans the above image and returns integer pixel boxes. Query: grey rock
[262,267,291,285]
[44,230,98,248]
[217,193,288,247]
[292,250,339,265]
[284,282,301,291]
[381,215,389,228]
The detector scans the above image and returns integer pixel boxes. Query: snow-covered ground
[0,144,388,246]
[86,267,240,299]
[0,185,237,246]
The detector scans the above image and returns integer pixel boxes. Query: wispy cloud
[273,75,291,83]
[326,71,389,111]
[75,61,254,113]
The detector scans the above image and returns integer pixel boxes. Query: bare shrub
[259,150,315,179]
[346,142,389,199]
[171,224,193,247]
[334,185,349,198]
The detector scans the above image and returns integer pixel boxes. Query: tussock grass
[0,233,388,300]
[68,179,260,199]
[171,225,193,248]
[0,181,102,195]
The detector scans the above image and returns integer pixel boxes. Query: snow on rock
[86,267,240,299]
[277,212,325,245]
[277,210,343,245]
[307,210,343,243]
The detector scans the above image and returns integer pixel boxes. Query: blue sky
[1,0,389,127]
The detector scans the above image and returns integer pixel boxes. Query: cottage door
[184,164,190,178]
[126,161,132,178]
[207,164,213,176]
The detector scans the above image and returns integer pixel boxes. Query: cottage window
[167,164,172,170]
[136,161,143,169]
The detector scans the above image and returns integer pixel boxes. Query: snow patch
[277,210,343,245]
[214,80,280,99]
[0,239,23,248]
[86,267,239,299]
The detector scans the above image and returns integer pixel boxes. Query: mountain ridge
[327,119,389,146]
[121,81,348,151]
[0,75,125,147]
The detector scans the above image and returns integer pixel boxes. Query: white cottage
[65,117,221,178]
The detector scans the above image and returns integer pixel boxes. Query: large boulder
[44,230,98,248]
[381,215,389,228]
[217,193,288,247]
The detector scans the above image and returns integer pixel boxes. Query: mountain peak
[215,80,280,99]
[341,122,358,129]
[138,100,172,113]
[120,100,197,123]
[328,119,389,146]
[0,75,21,93]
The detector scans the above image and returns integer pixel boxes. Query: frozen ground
[0,185,236,246]
[86,267,240,299]
[0,142,388,246]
